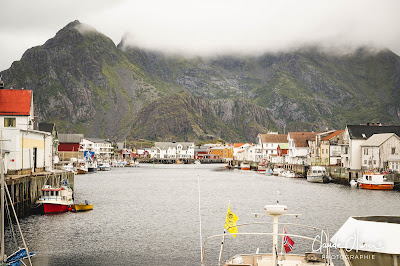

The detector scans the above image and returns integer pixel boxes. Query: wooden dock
[5,170,74,218]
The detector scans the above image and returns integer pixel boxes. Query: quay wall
[4,171,74,219]
[138,158,225,164]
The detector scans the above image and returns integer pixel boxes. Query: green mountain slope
[1,21,399,142]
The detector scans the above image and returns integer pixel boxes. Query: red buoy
[68,207,72,212]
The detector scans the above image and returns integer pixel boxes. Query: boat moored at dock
[357,172,394,190]
[241,161,251,170]
[35,182,74,213]
[307,166,330,183]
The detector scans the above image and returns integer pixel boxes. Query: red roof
[0,89,32,115]
[322,130,345,140]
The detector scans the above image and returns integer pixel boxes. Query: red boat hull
[43,203,69,213]
[359,183,394,190]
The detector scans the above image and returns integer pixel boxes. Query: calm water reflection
[6,164,400,265]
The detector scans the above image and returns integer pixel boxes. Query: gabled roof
[361,133,399,147]
[258,134,288,143]
[39,123,56,133]
[0,89,32,116]
[85,138,112,144]
[58,134,84,143]
[233,143,246,148]
[322,130,344,140]
[347,125,400,140]
[289,132,319,147]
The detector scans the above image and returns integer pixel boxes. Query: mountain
[1,20,400,142]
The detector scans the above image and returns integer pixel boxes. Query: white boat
[357,172,394,190]
[61,164,75,173]
[241,162,251,170]
[273,167,284,176]
[99,162,111,171]
[35,182,74,213]
[285,171,296,178]
[194,160,201,165]
[307,166,330,183]
[331,216,400,266]
[201,203,333,266]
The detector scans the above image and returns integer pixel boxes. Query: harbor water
[6,164,400,265]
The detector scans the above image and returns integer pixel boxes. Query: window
[344,147,348,154]
[322,149,324,154]
[4,118,16,127]
[364,148,368,155]
[364,160,367,165]
[392,148,396,155]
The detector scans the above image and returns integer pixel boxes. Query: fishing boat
[241,161,251,170]
[35,182,74,213]
[331,216,400,266]
[357,172,394,190]
[76,163,88,174]
[201,203,333,266]
[258,163,266,172]
[307,166,330,183]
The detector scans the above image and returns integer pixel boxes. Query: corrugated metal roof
[322,130,344,140]
[278,143,289,149]
[361,133,399,147]
[58,134,84,143]
[85,138,112,144]
[0,89,32,115]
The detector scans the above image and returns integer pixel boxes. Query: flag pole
[280,226,285,261]
[197,175,203,264]
[218,228,226,266]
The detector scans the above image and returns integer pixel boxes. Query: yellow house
[210,145,233,159]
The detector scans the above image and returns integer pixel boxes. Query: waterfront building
[256,133,288,161]
[209,144,233,159]
[81,138,113,160]
[232,143,247,159]
[150,142,195,159]
[309,130,344,166]
[58,134,84,161]
[277,143,288,164]
[39,123,59,164]
[287,132,319,165]
[360,133,400,170]
[0,88,53,174]
[342,124,400,170]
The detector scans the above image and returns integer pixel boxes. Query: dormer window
[4,117,16,127]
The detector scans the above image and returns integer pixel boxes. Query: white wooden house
[360,133,400,170]
[257,133,288,162]
[150,142,194,159]
[0,88,53,174]
[287,132,319,165]
[342,124,400,170]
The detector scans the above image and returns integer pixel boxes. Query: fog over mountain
[1,0,400,70]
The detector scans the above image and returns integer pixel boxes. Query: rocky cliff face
[2,21,400,142]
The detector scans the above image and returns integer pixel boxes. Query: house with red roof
[287,132,320,165]
[308,130,345,166]
[0,85,53,174]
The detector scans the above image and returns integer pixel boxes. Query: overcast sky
[1,0,400,71]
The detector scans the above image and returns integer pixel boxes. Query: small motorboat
[357,172,394,190]
[36,182,74,213]
[73,200,93,212]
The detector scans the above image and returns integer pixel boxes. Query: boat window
[50,191,54,196]
[318,170,322,173]
[56,191,59,196]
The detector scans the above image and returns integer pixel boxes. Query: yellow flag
[225,204,239,238]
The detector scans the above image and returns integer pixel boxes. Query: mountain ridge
[1,20,400,142]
